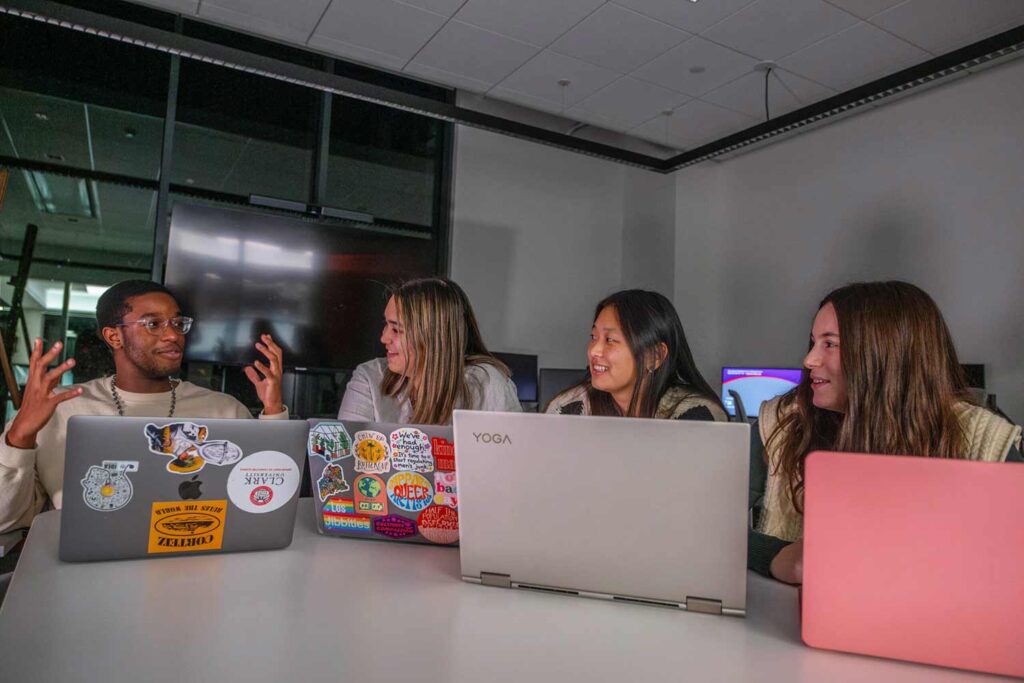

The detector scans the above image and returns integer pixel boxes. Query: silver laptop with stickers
[60,416,308,561]
[454,410,750,615]
[307,419,460,546]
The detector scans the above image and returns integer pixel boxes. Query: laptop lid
[60,416,308,562]
[802,451,1024,678]
[307,419,459,546]
[454,410,750,614]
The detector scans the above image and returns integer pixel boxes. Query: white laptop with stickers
[454,410,750,615]
[60,416,308,561]
[306,419,460,546]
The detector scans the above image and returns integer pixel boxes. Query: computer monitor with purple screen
[721,368,803,419]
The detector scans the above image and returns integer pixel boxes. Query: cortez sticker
[386,471,433,513]
[354,474,388,516]
[81,465,133,512]
[433,471,457,508]
[226,451,300,514]
[373,515,416,539]
[354,431,391,474]
[145,422,242,474]
[148,500,227,554]
[318,463,350,502]
[309,422,353,461]
[322,497,372,534]
[390,428,433,472]
[431,437,455,472]
[417,505,459,545]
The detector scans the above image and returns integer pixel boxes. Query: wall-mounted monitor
[721,367,803,418]
[165,203,437,371]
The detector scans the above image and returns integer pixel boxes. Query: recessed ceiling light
[689,66,706,74]
[185,178,196,185]
[34,112,49,121]
[123,127,137,139]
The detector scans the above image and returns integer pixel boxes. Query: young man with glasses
[0,280,288,532]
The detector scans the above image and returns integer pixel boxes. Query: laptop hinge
[685,596,723,615]
[480,572,512,588]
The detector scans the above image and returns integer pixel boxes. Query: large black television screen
[165,203,437,370]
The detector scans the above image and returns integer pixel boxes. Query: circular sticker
[227,450,300,514]
[386,472,433,512]
[417,505,459,545]
[198,440,243,466]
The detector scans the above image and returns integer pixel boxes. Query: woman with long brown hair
[546,289,726,421]
[338,278,519,425]
[750,281,1022,584]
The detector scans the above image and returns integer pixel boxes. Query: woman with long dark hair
[339,278,519,425]
[751,281,1022,584]
[546,289,726,421]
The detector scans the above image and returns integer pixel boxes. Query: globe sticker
[433,471,457,508]
[417,505,459,545]
[81,465,133,512]
[309,422,353,462]
[226,450,300,514]
[354,431,391,474]
[318,463,350,502]
[354,474,388,516]
[389,428,433,473]
[386,471,433,513]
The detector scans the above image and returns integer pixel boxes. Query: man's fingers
[243,366,262,387]
[43,357,75,385]
[38,340,64,366]
[50,386,84,404]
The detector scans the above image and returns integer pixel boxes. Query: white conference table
[0,500,1008,683]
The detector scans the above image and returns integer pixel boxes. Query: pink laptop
[802,451,1024,678]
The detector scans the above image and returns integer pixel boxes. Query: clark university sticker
[148,500,227,554]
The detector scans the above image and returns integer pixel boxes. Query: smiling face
[116,292,186,379]
[381,296,413,377]
[588,305,638,410]
[803,302,847,413]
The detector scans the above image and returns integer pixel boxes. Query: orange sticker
[148,500,227,554]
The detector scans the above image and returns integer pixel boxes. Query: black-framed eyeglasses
[117,316,193,336]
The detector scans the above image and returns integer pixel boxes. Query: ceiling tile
[870,0,1024,54]
[200,0,332,44]
[488,87,566,115]
[495,51,622,107]
[701,68,834,119]
[403,62,494,94]
[612,0,757,34]
[702,0,859,60]
[634,36,758,96]
[574,77,689,128]
[397,0,467,17]
[550,4,690,72]
[130,0,199,14]
[410,21,539,86]
[824,0,906,20]
[305,37,409,71]
[563,105,633,132]
[779,21,928,90]
[310,0,448,63]
[635,99,758,148]
[453,0,605,46]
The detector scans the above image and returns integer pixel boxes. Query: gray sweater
[338,358,521,424]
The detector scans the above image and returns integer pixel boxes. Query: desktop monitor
[721,367,803,419]
[493,352,538,403]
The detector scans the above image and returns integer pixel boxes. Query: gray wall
[674,57,1024,421]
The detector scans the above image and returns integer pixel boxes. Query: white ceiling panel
[634,36,758,96]
[199,0,331,44]
[496,51,622,107]
[635,99,758,148]
[701,68,834,119]
[703,0,859,60]
[311,0,448,63]
[824,0,906,20]
[409,21,539,86]
[305,35,409,71]
[870,0,1024,54]
[575,77,689,128]
[613,0,757,34]
[403,62,493,93]
[780,21,928,90]
[563,105,634,133]
[550,4,690,72]
[131,0,199,14]
[488,87,566,116]
[453,0,605,47]
[396,0,468,18]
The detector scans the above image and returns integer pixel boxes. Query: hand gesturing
[244,334,285,415]
[6,339,83,449]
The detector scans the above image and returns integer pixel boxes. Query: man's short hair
[95,280,176,331]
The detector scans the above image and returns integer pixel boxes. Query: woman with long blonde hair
[750,281,1022,584]
[338,278,519,425]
